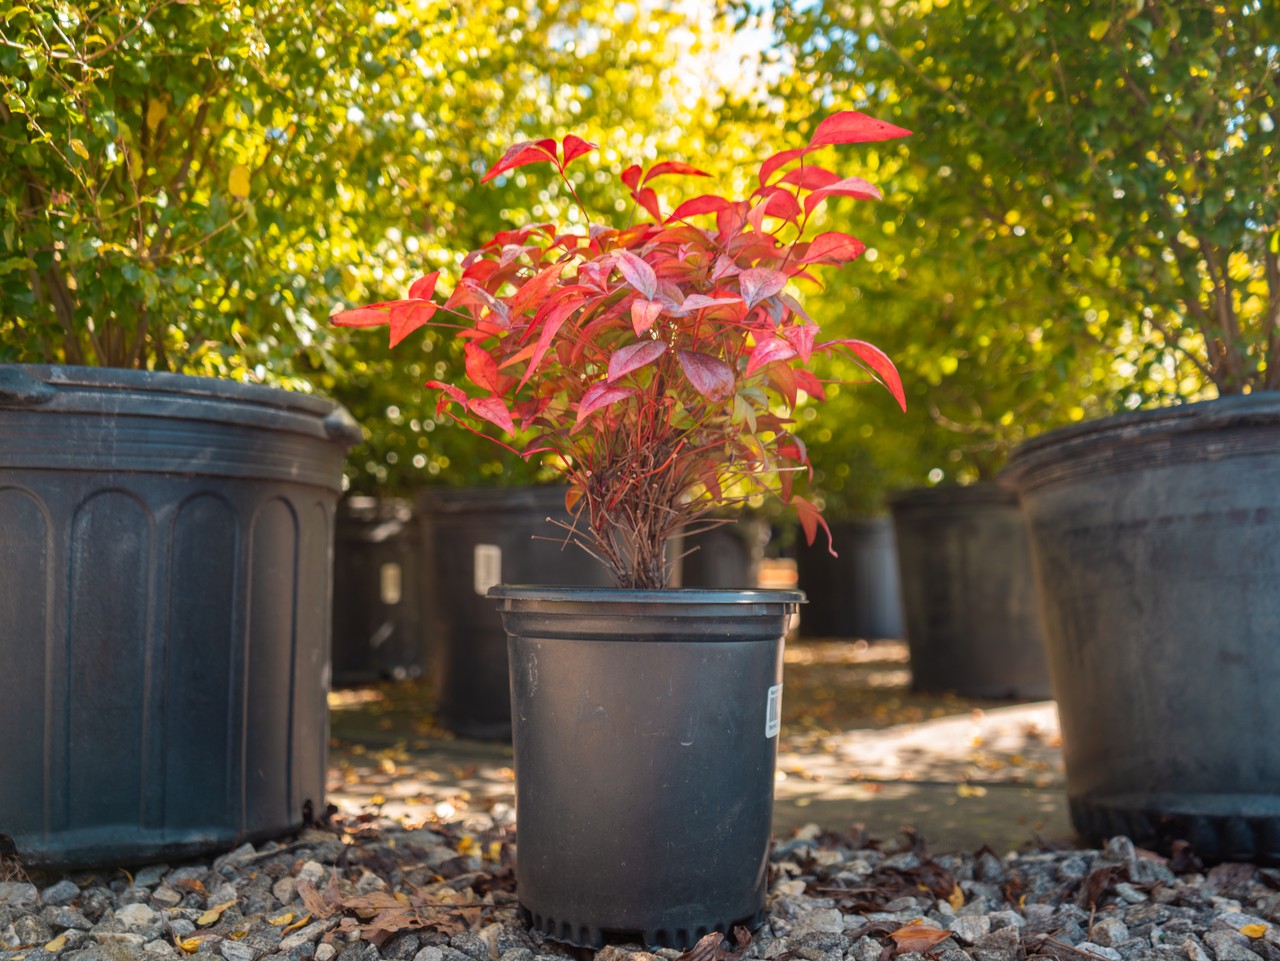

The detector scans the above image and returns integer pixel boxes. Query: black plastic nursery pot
[1001,394,1280,862]
[887,483,1050,699]
[331,496,424,685]
[0,365,360,868]
[490,586,802,950]
[794,517,904,640]
[418,486,613,740]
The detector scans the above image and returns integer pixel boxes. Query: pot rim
[489,585,805,605]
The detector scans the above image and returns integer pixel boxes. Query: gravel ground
[4,812,1280,961]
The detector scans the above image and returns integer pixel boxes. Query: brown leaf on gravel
[888,923,952,954]
[1082,865,1124,911]
[677,929,751,961]
[298,874,344,919]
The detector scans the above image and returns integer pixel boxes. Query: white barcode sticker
[765,683,782,738]
[474,544,502,596]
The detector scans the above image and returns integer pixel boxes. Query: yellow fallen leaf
[267,911,294,927]
[177,936,203,953]
[394,891,410,905]
[1240,924,1269,939]
[457,836,477,856]
[948,883,965,911]
[370,793,386,806]
[957,783,988,798]
[197,899,238,926]
[486,840,503,862]
[282,913,312,934]
[228,164,251,199]
[45,934,68,952]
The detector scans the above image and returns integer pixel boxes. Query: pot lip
[1001,392,1280,489]
[0,363,362,446]
[886,481,1015,510]
[488,585,806,605]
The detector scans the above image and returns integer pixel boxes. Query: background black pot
[674,515,767,589]
[331,496,425,685]
[1002,395,1280,862]
[491,586,801,950]
[418,486,612,740]
[794,517,904,639]
[0,365,359,868]
[888,483,1050,699]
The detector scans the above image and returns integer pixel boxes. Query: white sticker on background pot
[474,544,502,596]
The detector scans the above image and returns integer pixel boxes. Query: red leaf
[677,349,735,401]
[633,186,663,222]
[608,340,668,382]
[425,380,468,412]
[508,262,566,318]
[797,231,868,265]
[468,396,517,434]
[388,300,438,347]
[757,147,811,186]
[631,298,664,335]
[793,495,835,556]
[573,382,636,431]
[562,134,596,165]
[519,298,585,389]
[803,176,883,214]
[823,338,907,410]
[739,267,789,309]
[782,323,819,362]
[331,302,395,328]
[762,187,803,222]
[794,368,827,401]
[745,337,797,375]
[407,271,441,300]
[666,194,732,223]
[480,138,559,184]
[643,160,711,182]
[777,167,842,191]
[464,342,504,393]
[807,110,913,149]
[617,250,658,300]
[621,164,643,191]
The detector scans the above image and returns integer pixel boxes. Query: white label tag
[474,544,502,596]
[765,683,782,738]
[379,562,402,605]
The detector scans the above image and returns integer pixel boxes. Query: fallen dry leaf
[1240,924,1269,939]
[196,899,238,927]
[888,922,952,953]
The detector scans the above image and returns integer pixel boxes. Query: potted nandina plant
[333,109,910,948]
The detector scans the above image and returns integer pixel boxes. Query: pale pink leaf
[608,340,669,382]
[573,382,636,431]
[677,349,735,401]
[739,267,789,309]
[745,337,798,375]
[616,250,658,300]
[631,298,664,335]
[782,323,820,362]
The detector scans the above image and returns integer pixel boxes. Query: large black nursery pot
[331,496,425,685]
[491,586,801,950]
[794,517,904,639]
[1001,394,1280,862]
[888,483,1050,699]
[418,486,612,740]
[0,365,360,868]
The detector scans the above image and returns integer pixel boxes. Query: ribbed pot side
[0,365,360,868]
[491,586,801,950]
[1001,394,1280,862]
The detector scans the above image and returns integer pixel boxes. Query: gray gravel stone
[40,879,81,906]
[0,884,38,909]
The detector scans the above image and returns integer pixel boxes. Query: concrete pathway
[327,639,1079,854]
